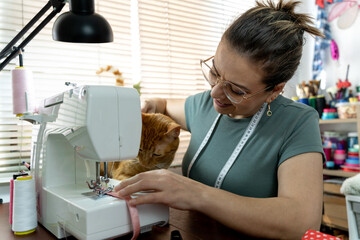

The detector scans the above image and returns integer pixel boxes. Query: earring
[267,103,272,117]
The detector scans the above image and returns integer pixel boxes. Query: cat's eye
[152,153,161,157]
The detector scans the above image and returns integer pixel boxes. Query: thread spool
[308,96,316,109]
[348,132,358,149]
[10,175,37,235]
[298,98,309,105]
[11,67,35,116]
[315,95,326,118]
[333,149,346,167]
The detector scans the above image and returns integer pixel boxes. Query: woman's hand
[113,169,206,210]
[141,98,167,113]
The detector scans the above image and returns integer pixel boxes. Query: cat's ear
[165,123,181,139]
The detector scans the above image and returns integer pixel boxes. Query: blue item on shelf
[326,161,335,168]
[345,159,360,164]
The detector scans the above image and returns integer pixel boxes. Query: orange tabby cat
[101,113,181,180]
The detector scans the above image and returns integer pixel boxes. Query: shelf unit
[320,107,360,171]
[323,169,358,178]
[320,106,360,231]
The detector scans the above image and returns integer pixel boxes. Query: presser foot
[86,178,113,196]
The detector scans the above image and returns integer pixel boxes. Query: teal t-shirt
[183,90,324,197]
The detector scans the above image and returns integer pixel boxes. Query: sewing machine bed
[40,179,168,240]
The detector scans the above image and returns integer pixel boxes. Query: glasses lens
[200,57,255,104]
[201,60,217,86]
[223,81,246,104]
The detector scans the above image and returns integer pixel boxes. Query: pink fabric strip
[106,191,140,240]
[9,179,14,225]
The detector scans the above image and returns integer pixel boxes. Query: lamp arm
[0,0,66,71]
[0,2,52,60]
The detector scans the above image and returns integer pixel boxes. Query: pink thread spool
[333,149,346,167]
[323,148,332,161]
[11,67,35,116]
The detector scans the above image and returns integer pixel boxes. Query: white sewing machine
[22,85,168,240]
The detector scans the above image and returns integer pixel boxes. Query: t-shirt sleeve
[185,90,213,133]
[185,95,196,132]
[278,108,325,166]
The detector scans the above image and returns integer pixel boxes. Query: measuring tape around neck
[186,103,267,189]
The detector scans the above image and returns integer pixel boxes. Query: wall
[283,1,317,98]
[325,6,360,90]
[284,1,360,99]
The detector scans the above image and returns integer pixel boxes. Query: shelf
[319,116,359,133]
[319,118,357,124]
[323,169,358,178]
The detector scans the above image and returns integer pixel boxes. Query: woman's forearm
[194,186,318,239]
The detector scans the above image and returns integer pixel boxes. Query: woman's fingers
[114,174,139,192]
[141,98,167,114]
[114,171,164,196]
[129,191,166,206]
[141,100,156,113]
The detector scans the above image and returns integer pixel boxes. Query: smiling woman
[115,1,326,239]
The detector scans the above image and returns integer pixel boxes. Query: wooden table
[1,202,256,240]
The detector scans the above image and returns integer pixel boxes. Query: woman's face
[211,40,272,118]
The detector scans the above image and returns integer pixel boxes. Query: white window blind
[0,0,257,179]
[137,0,256,165]
[0,0,132,181]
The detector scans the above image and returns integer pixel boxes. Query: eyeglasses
[200,56,271,104]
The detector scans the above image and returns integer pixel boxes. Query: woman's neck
[227,114,250,119]
[227,105,262,119]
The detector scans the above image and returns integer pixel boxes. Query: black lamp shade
[52,0,113,43]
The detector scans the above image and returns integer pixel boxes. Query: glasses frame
[200,56,272,104]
